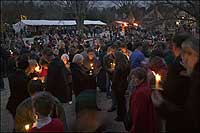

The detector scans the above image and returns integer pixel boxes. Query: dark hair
[33,92,54,116]
[42,47,53,57]
[87,48,94,53]
[131,67,147,82]
[17,54,29,70]
[172,32,192,48]
[119,43,127,49]
[115,51,128,70]
[27,80,43,96]
[39,57,49,67]
[134,42,143,50]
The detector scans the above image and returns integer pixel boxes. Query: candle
[25,124,30,132]
[90,63,94,70]
[35,65,41,73]
[32,77,38,80]
[110,62,115,70]
[152,71,161,90]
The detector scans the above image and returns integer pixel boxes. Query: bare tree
[55,0,96,34]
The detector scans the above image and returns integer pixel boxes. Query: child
[129,67,157,133]
[28,92,64,132]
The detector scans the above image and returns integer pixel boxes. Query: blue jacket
[130,50,145,69]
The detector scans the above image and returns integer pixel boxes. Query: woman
[70,54,97,113]
[129,67,157,133]
[61,54,73,104]
[111,51,130,121]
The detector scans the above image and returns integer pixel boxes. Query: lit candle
[90,63,94,70]
[152,71,161,90]
[32,77,38,80]
[110,62,115,70]
[25,124,30,132]
[35,65,41,73]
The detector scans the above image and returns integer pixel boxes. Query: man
[42,48,71,103]
[103,45,117,112]
[15,80,67,132]
[130,42,145,69]
[151,32,192,132]
[83,48,102,111]
[83,48,101,75]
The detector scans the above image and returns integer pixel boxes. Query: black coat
[70,63,96,97]
[158,56,191,132]
[6,69,30,117]
[46,57,70,103]
[112,65,130,94]
[185,62,200,131]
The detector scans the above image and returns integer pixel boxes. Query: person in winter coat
[181,37,199,131]
[42,48,71,103]
[15,80,68,132]
[130,67,157,133]
[6,54,31,118]
[111,51,130,121]
[70,54,97,113]
[151,32,192,132]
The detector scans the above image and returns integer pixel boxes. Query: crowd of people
[0,25,199,132]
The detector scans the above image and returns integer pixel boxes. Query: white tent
[84,20,107,25]
[13,20,77,33]
[13,20,106,33]
[21,20,77,26]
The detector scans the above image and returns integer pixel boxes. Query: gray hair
[182,37,199,55]
[61,54,69,61]
[72,54,84,64]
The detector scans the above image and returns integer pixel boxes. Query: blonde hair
[58,40,65,49]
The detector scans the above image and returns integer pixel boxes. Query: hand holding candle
[152,71,163,90]
[110,62,116,70]
[90,63,94,70]
[35,65,41,73]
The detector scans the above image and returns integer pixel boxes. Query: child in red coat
[28,92,64,132]
[129,67,157,133]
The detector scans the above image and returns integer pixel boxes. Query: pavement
[0,78,128,132]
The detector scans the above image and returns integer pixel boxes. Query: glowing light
[32,77,38,80]
[35,65,41,73]
[133,23,138,27]
[25,124,30,131]
[152,71,161,89]
[176,21,180,26]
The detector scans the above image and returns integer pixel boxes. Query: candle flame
[25,124,30,131]
[32,77,38,80]
[133,23,138,27]
[152,71,161,81]
[35,65,41,72]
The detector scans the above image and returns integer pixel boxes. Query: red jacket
[28,118,64,132]
[130,82,157,133]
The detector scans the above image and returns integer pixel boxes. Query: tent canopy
[84,20,107,25]
[13,20,107,33]
[21,20,77,26]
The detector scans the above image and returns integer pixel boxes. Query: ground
[0,78,128,132]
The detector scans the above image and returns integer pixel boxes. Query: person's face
[61,57,68,65]
[181,46,199,73]
[132,74,144,87]
[121,47,126,53]
[172,43,180,57]
[88,52,94,60]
